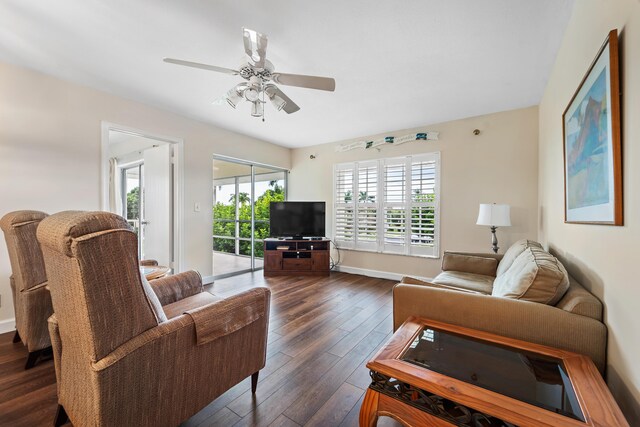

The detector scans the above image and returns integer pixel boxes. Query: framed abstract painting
[563,29,622,225]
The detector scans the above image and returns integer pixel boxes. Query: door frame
[212,154,288,279]
[100,122,184,272]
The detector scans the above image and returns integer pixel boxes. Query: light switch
[194,202,201,212]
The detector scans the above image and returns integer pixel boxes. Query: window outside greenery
[213,180,285,258]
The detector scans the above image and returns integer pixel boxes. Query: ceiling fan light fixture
[243,87,260,102]
[251,101,264,117]
[269,94,287,111]
[225,87,243,109]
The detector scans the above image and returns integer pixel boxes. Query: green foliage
[213,181,285,258]
[127,187,140,219]
[359,191,375,202]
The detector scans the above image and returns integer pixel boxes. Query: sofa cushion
[400,276,485,294]
[496,239,543,277]
[442,252,499,277]
[492,246,569,305]
[432,271,494,294]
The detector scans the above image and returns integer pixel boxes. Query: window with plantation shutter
[355,162,378,250]
[334,165,355,248]
[334,152,440,257]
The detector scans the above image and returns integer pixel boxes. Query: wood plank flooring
[0,272,402,426]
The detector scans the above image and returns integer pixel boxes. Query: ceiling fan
[164,28,336,120]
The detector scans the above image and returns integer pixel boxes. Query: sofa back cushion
[492,246,569,305]
[496,239,543,277]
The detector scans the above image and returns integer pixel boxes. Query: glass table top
[400,326,585,421]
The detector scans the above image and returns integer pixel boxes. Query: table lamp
[476,203,511,253]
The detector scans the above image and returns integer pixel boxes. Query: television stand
[263,238,330,277]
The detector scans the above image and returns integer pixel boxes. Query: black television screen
[270,201,326,238]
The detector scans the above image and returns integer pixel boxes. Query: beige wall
[0,61,290,323]
[538,1,640,422]
[289,106,539,279]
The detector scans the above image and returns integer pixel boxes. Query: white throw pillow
[140,272,168,323]
[496,239,543,277]
[492,246,569,305]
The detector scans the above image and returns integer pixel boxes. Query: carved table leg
[359,388,380,426]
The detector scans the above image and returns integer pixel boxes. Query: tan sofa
[394,239,607,373]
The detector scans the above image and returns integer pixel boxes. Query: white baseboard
[0,317,16,335]
[335,265,433,283]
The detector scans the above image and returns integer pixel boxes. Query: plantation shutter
[354,161,378,251]
[382,158,406,254]
[409,153,439,256]
[333,152,439,257]
[334,164,355,249]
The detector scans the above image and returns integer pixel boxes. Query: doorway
[212,156,287,278]
[101,123,183,271]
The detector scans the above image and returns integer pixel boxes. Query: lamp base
[490,226,499,254]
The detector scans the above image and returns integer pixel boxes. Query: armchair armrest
[393,283,607,372]
[185,287,270,345]
[93,287,271,370]
[23,281,49,293]
[441,251,500,276]
[149,270,203,305]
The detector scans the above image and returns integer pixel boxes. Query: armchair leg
[251,371,259,394]
[12,330,21,343]
[24,347,53,370]
[25,350,41,370]
[54,404,68,427]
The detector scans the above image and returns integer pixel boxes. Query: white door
[142,144,172,267]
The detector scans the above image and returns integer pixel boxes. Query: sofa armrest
[393,283,607,373]
[445,251,504,261]
[150,271,203,306]
[441,252,499,276]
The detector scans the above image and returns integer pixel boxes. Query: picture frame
[562,29,622,225]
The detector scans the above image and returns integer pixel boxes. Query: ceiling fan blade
[265,84,300,114]
[242,28,268,69]
[271,73,335,92]
[163,58,239,75]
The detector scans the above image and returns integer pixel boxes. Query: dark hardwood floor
[0,272,402,426]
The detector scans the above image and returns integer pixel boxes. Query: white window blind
[334,165,355,245]
[334,152,440,257]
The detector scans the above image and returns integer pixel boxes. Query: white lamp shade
[476,203,511,227]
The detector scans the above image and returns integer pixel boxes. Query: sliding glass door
[212,157,286,278]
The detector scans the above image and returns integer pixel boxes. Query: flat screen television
[270,201,326,239]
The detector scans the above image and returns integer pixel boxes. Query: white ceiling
[0,0,574,148]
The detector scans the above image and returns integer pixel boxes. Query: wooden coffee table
[360,316,628,426]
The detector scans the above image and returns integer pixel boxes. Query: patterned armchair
[38,211,270,427]
[0,210,53,369]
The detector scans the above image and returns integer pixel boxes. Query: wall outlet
[194,202,201,212]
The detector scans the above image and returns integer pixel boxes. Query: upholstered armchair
[38,211,271,427]
[0,210,54,369]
